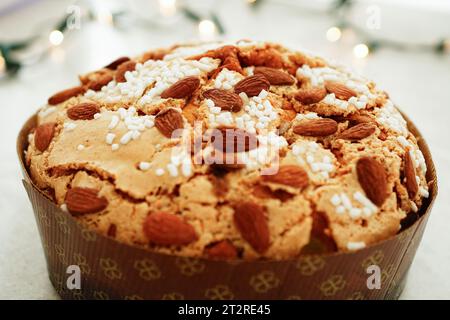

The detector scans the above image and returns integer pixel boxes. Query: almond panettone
[25,40,429,260]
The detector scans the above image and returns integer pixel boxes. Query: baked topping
[293,118,338,137]
[105,56,130,70]
[356,157,388,206]
[34,122,56,152]
[404,149,419,199]
[295,87,327,105]
[48,86,86,105]
[115,60,137,83]
[65,187,108,215]
[26,41,429,258]
[234,74,270,97]
[67,102,101,120]
[160,76,200,99]
[262,165,309,189]
[233,202,270,254]
[144,212,198,246]
[203,89,243,112]
[336,123,376,141]
[254,66,295,85]
[325,81,357,101]
[154,108,184,138]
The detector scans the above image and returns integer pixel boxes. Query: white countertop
[0,0,449,299]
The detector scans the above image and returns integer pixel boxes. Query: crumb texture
[26,40,429,259]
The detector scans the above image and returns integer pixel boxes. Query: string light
[158,0,177,17]
[326,27,342,42]
[443,39,450,54]
[198,19,216,40]
[353,43,370,59]
[0,54,5,74]
[49,30,64,46]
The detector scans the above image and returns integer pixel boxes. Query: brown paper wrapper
[17,113,437,300]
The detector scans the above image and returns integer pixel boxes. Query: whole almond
[88,74,113,91]
[346,113,374,126]
[263,165,309,189]
[356,157,388,206]
[404,150,418,198]
[207,151,246,171]
[254,66,295,85]
[337,123,376,141]
[233,202,270,254]
[211,127,258,153]
[205,240,238,260]
[295,87,327,105]
[65,187,108,215]
[67,102,100,120]
[325,81,357,100]
[34,122,56,152]
[203,89,243,112]
[105,56,130,70]
[143,212,198,246]
[48,86,86,105]
[115,60,136,83]
[155,108,184,138]
[161,76,200,99]
[252,184,294,202]
[234,74,270,97]
[293,118,338,137]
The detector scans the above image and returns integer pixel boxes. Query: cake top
[26,40,429,259]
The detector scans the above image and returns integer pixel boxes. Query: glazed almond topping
[293,118,338,137]
[143,212,198,246]
[160,76,200,99]
[234,74,270,97]
[28,41,429,257]
[154,108,184,138]
[34,122,56,152]
[356,157,389,206]
[65,187,108,215]
[67,102,100,120]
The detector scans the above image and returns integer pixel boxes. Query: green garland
[1,0,448,77]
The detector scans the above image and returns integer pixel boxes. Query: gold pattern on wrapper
[162,292,185,300]
[398,227,414,244]
[72,291,85,300]
[81,228,97,242]
[39,211,50,226]
[319,275,346,297]
[362,250,384,270]
[347,291,365,300]
[55,244,67,265]
[250,271,281,293]
[56,214,70,234]
[99,258,123,280]
[73,253,91,275]
[205,285,235,300]
[17,112,438,300]
[286,295,302,300]
[296,256,326,276]
[124,294,144,300]
[93,291,110,300]
[381,264,396,284]
[175,257,206,276]
[133,258,162,281]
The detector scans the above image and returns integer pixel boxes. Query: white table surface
[0,0,449,299]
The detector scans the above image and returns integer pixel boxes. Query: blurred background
[0,0,449,299]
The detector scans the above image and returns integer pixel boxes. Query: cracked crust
[26,40,429,259]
